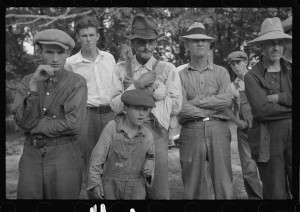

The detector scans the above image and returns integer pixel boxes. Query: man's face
[131,38,157,63]
[124,105,151,127]
[261,39,285,63]
[76,27,99,52]
[40,44,70,74]
[229,60,248,76]
[185,39,210,58]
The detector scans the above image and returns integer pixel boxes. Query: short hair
[75,16,99,34]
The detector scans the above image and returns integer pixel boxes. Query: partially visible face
[76,27,99,51]
[185,39,210,58]
[260,39,285,63]
[40,44,70,74]
[131,38,157,64]
[229,60,248,76]
[124,105,151,126]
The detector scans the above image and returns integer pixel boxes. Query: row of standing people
[12,14,292,200]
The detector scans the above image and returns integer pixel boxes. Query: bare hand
[237,119,248,130]
[31,65,55,82]
[267,94,278,103]
[134,71,156,89]
[92,184,104,199]
[143,168,152,177]
[123,76,135,89]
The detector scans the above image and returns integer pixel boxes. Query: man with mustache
[12,29,87,199]
[65,16,116,189]
[177,22,233,199]
[245,17,292,199]
[110,14,182,199]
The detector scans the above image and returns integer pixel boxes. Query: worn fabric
[178,62,232,125]
[178,120,233,199]
[12,69,87,137]
[244,56,292,162]
[244,56,292,199]
[87,116,155,200]
[79,109,115,179]
[65,48,116,106]
[12,69,87,199]
[17,140,83,199]
[231,77,263,199]
[110,55,182,130]
[178,62,233,199]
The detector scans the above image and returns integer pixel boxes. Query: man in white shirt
[110,14,182,199]
[65,16,116,187]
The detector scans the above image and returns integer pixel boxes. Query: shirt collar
[258,55,291,76]
[132,55,156,72]
[49,68,66,84]
[187,60,214,73]
[77,48,103,63]
[116,115,147,139]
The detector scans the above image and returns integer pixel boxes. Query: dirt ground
[6,122,247,199]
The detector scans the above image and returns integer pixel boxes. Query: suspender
[125,58,160,78]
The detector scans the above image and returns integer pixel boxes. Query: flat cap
[33,29,75,50]
[227,51,248,64]
[121,89,155,108]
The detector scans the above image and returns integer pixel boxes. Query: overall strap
[152,59,160,72]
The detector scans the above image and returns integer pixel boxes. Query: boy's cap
[121,89,155,108]
[227,51,248,64]
[33,29,75,50]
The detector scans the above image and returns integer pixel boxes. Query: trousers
[179,120,233,199]
[17,140,83,199]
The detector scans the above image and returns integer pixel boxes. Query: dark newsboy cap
[125,15,163,40]
[121,89,155,108]
[227,51,248,64]
[33,29,75,50]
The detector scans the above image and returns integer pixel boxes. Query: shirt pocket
[111,149,129,171]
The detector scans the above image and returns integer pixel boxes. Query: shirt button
[46,92,50,95]
[53,115,56,118]
[43,108,47,111]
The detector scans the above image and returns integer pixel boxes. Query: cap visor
[38,41,69,49]
[179,34,215,42]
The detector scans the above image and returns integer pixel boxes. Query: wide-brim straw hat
[247,17,292,45]
[179,22,215,48]
[125,15,164,40]
[282,16,292,33]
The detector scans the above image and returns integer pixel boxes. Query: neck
[124,117,139,132]
[81,48,98,61]
[190,54,209,70]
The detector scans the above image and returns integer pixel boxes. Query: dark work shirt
[244,56,292,121]
[11,68,88,138]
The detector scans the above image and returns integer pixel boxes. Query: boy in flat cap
[87,89,155,199]
[110,14,182,199]
[245,17,292,199]
[225,51,262,199]
[12,29,87,199]
[177,22,233,199]
[65,16,116,185]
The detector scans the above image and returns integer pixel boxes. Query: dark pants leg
[237,128,263,199]
[144,122,169,199]
[257,119,292,199]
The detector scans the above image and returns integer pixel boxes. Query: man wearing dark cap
[177,22,232,199]
[245,17,292,199]
[65,16,116,186]
[110,14,182,199]
[12,29,87,199]
[225,51,262,199]
[87,89,155,199]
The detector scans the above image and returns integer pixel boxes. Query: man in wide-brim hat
[244,17,292,199]
[177,22,233,199]
[110,14,182,199]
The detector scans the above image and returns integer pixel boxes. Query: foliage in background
[5,7,292,115]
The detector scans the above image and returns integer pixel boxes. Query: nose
[53,53,58,62]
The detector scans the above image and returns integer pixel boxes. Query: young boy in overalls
[87,89,155,199]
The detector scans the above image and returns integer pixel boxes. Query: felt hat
[247,17,292,45]
[121,89,155,108]
[125,15,163,40]
[33,29,75,50]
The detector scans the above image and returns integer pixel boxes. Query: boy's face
[124,105,151,126]
[76,27,99,52]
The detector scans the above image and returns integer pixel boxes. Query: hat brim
[38,41,70,50]
[125,33,164,40]
[247,32,292,45]
[179,34,215,42]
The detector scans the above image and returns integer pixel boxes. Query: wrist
[29,79,38,91]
